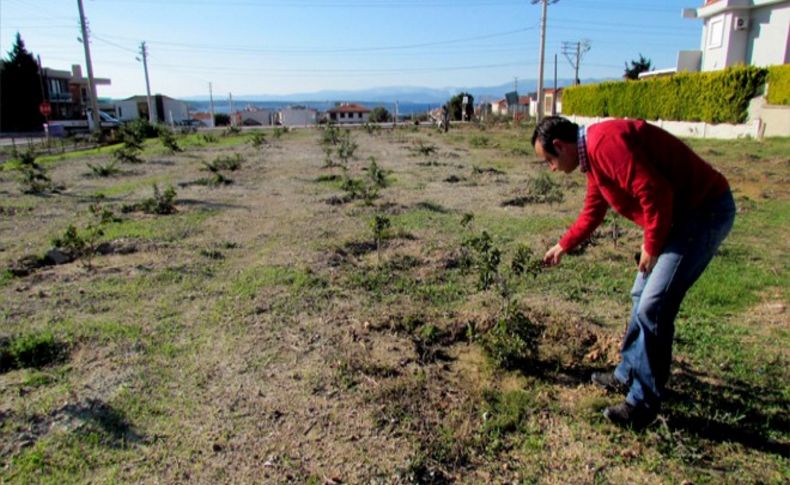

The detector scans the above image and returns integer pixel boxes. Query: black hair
[531,116,579,156]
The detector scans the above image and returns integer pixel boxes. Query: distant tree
[214,113,230,126]
[0,33,44,132]
[368,106,391,123]
[448,92,474,121]
[624,54,653,80]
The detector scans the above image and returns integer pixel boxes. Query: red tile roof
[327,103,371,114]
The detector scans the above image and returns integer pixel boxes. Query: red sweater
[559,119,729,255]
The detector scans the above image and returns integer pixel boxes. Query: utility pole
[532,0,558,123]
[77,0,101,133]
[138,42,155,123]
[562,40,591,85]
[208,82,215,128]
[229,93,234,127]
[553,53,558,115]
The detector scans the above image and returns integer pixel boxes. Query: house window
[708,17,724,48]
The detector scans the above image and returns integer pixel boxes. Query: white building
[114,95,191,125]
[240,108,275,126]
[327,103,371,124]
[278,107,318,127]
[683,0,789,71]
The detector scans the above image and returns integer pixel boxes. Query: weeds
[224,125,242,136]
[366,157,389,188]
[249,131,268,149]
[411,140,437,157]
[200,133,218,144]
[371,214,391,263]
[122,184,177,214]
[16,150,52,194]
[86,160,120,177]
[469,135,491,148]
[158,126,183,153]
[51,203,119,267]
[337,130,358,167]
[321,124,341,146]
[272,126,288,139]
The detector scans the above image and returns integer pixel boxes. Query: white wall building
[327,103,371,124]
[683,0,790,71]
[115,95,190,125]
[240,109,275,126]
[278,107,318,127]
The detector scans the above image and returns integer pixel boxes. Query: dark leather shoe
[591,372,628,395]
[603,401,657,430]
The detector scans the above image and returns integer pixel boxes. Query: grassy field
[0,124,788,483]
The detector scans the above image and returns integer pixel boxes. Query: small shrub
[249,131,268,149]
[411,141,437,156]
[224,125,242,136]
[482,311,540,370]
[17,150,52,194]
[113,145,143,164]
[272,126,288,139]
[337,131,358,166]
[158,126,182,153]
[510,244,543,279]
[86,160,120,177]
[123,184,177,214]
[366,157,389,188]
[208,153,243,171]
[51,203,118,267]
[371,214,391,262]
[322,124,341,145]
[463,231,501,291]
[200,133,218,144]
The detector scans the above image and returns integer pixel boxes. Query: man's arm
[544,176,608,265]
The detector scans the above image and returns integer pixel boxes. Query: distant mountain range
[181,78,606,104]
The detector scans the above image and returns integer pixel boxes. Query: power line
[93,26,538,55]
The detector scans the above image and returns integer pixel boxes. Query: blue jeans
[614,189,736,410]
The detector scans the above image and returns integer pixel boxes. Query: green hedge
[766,64,790,105]
[563,66,767,124]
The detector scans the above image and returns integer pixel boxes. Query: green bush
[767,64,790,105]
[563,66,767,123]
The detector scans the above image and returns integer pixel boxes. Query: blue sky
[1,0,705,98]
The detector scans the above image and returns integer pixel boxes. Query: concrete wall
[565,115,763,139]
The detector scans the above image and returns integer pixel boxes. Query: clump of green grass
[0,331,66,372]
[469,135,491,148]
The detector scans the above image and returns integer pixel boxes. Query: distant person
[532,116,735,429]
[441,104,449,133]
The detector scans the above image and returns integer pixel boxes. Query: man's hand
[543,243,565,267]
[638,245,658,274]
